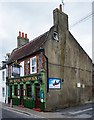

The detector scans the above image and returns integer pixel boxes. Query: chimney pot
[25,34,27,39]
[59,4,62,12]
[22,32,24,38]
[19,31,21,37]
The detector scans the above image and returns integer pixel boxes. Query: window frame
[30,56,37,74]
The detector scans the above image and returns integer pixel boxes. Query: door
[10,86,12,99]
[20,85,24,106]
[9,86,12,103]
[35,84,40,108]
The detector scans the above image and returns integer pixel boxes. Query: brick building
[7,5,92,111]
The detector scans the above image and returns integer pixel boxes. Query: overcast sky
[0,0,93,63]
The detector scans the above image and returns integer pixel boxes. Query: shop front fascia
[8,70,46,111]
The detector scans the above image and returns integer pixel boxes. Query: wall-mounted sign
[49,78,61,89]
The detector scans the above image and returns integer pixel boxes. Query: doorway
[20,85,24,106]
[8,85,12,104]
[35,84,40,108]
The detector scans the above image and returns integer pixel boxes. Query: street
[2,107,45,120]
[1,102,94,120]
[56,102,93,118]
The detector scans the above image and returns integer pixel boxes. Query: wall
[0,68,8,103]
[64,31,92,105]
[43,24,67,111]
[43,8,92,111]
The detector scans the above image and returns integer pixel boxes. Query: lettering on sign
[10,80,13,83]
[9,76,38,83]
[31,76,37,81]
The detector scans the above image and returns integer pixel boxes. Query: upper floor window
[2,71,5,81]
[30,56,37,74]
[2,87,5,97]
[20,61,24,76]
[6,65,8,77]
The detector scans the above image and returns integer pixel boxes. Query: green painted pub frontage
[7,71,46,111]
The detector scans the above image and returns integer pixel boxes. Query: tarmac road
[2,107,46,120]
[1,102,94,120]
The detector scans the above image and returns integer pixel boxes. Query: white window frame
[30,56,37,74]
[20,61,24,76]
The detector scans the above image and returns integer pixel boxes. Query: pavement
[2,103,66,118]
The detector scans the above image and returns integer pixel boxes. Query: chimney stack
[59,4,62,12]
[22,32,24,38]
[17,31,29,48]
[25,33,27,39]
[53,4,68,30]
[19,31,21,38]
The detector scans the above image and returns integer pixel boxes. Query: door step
[18,105,24,108]
[32,108,41,112]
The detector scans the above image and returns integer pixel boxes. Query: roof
[7,32,48,64]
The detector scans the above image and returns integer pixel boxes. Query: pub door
[20,85,24,106]
[9,85,12,104]
[35,84,40,108]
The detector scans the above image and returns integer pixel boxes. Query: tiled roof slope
[7,32,48,64]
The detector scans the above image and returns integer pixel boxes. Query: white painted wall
[0,66,8,103]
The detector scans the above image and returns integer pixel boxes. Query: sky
[0,0,93,63]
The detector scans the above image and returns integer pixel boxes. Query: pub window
[30,56,37,74]
[14,85,18,96]
[26,84,31,97]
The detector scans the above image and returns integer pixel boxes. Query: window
[2,71,5,81]
[20,61,24,76]
[2,87,5,97]
[14,85,18,96]
[30,56,37,74]
[6,65,8,77]
[26,84,31,97]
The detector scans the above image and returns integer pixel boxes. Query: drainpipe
[40,48,49,93]
[42,53,49,93]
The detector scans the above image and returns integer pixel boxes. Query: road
[2,107,45,120]
[1,102,94,120]
[56,102,94,119]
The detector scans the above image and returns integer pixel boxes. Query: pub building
[6,5,92,111]
[7,31,47,111]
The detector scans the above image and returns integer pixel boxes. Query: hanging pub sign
[12,64,20,77]
[49,78,61,89]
